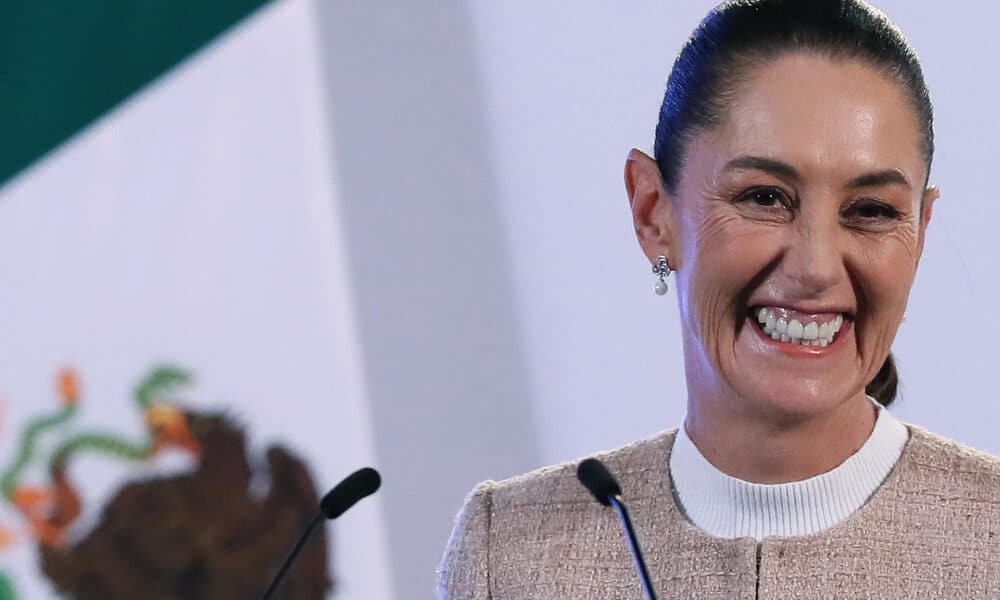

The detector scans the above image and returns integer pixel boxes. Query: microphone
[261,467,382,600]
[320,467,382,519]
[577,458,659,600]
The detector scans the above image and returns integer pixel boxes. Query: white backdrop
[321,2,1000,596]
[466,0,1000,462]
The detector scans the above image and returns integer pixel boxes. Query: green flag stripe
[0,0,273,187]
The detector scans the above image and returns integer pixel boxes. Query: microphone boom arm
[260,513,324,600]
[608,495,659,600]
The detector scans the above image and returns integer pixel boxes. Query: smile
[753,307,845,347]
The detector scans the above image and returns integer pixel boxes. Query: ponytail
[865,352,898,407]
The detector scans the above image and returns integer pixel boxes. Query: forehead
[702,52,925,183]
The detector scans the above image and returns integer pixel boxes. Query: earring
[653,255,672,296]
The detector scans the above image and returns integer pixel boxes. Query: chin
[729,374,861,422]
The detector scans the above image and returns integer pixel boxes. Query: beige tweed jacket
[438,424,1000,599]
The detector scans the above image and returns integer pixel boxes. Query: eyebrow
[723,155,801,182]
[846,169,911,189]
[722,155,912,189]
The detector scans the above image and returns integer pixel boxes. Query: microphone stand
[577,458,660,600]
[260,466,381,599]
[608,495,658,600]
[261,513,323,600]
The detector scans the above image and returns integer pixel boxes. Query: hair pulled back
[655,0,934,407]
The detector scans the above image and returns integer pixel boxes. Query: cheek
[851,238,918,353]
[678,209,775,342]
[860,230,919,304]
[865,256,914,318]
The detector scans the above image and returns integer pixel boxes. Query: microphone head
[576,458,622,506]
[319,467,382,519]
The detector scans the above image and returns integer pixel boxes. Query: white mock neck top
[668,400,909,540]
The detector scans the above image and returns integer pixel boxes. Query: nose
[780,214,843,296]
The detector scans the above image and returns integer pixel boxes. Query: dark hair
[655,0,934,407]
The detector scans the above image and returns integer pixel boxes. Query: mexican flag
[0,1,392,598]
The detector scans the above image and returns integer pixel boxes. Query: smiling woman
[632,51,934,484]
[438,1,1000,598]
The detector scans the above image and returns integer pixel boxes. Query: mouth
[749,306,851,348]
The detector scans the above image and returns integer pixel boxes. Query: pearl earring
[653,255,672,296]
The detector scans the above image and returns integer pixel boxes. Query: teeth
[753,307,845,348]
[776,318,788,335]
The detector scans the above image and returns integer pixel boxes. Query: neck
[684,390,877,484]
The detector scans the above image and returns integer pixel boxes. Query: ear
[624,148,679,268]
[915,185,940,261]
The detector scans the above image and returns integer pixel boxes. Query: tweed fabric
[438,424,1000,599]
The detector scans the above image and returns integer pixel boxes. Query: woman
[439,1,1000,598]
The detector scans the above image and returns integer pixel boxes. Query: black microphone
[261,467,382,599]
[577,458,659,600]
[319,467,382,519]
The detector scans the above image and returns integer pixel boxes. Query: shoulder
[904,423,1000,479]
[485,428,679,510]
[439,430,681,598]
[899,423,1000,503]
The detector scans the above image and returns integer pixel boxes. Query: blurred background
[1,1,997,598]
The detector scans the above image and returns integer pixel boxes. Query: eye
[842,199,902,222]
[735,186,791,208]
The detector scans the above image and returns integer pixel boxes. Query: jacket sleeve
[437,481,496,600]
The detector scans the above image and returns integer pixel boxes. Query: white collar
[669,400,909,540]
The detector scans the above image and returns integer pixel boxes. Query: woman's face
[631,53,936,420]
